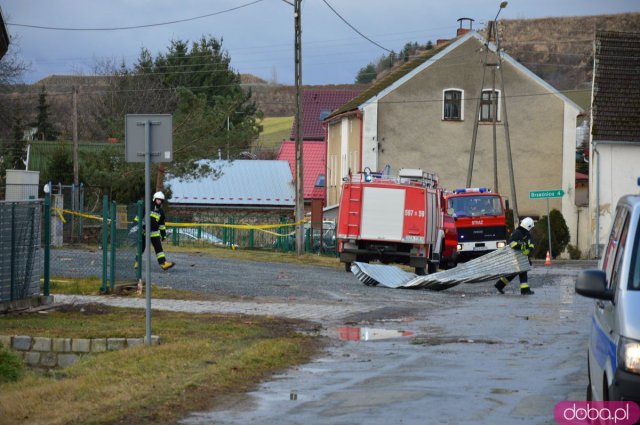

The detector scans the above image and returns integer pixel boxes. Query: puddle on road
[335,326,414,341]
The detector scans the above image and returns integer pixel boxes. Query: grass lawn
[0,304,322,425]
[255,116,294,149]
[47,276,221,301]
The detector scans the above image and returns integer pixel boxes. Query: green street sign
[529,189,565,199]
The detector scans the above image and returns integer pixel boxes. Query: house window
[480,90,500,122]
[319,109,331,121]
[443,89,463,121]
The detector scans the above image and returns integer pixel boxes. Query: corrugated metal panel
[351,247,531,291]
[167,160,295,206]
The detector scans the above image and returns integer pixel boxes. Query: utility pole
[490,25,499,193]
[72,85,78,188]
[467,3,515,222]
[494,4,520,226]
[293,0,304,255]
[466,38,489,188]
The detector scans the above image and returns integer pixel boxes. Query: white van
[575,195,640,401]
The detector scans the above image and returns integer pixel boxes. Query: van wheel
[415,267,426,276]
[344,262,352,272]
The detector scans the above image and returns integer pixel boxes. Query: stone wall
[0,334,160,368]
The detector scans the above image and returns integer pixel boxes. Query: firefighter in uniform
[134,191,174,270]
[494,217,535,295]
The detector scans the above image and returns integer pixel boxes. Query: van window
[603,207,628,284]
[630,215,640,290]
[610,214,630,291]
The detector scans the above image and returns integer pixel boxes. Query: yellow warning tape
[51,208,307,237]
[51,208,68,224]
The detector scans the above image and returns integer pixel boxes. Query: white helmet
[520,217,534,231]
[153,191,165,201]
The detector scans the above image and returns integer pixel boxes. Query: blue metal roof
[167,160,295,206]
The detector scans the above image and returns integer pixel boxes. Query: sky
[2,0,640,86]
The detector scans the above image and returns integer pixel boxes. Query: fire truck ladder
[346,181,362,237]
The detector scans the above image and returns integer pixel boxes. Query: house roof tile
[276,141,326,200]
[327,41,454,119]
[290,90,362,140]
[592,31,640,142]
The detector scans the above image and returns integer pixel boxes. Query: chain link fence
[166,210,336,255]
[0,200,42,303]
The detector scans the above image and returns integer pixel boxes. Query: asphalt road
[52,249,597,424]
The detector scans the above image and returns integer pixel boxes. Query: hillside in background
[345,13,639,98]
[498,13,640,91]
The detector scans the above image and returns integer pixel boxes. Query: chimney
[456,17,474,37]
[436,39,450,47]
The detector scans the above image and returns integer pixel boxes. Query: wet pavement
[51,250,597,424]
[179,266,594,425]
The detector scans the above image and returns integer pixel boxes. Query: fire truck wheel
[415,267,426,276]
[344,262,352,272]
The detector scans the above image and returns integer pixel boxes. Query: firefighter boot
[160,261,174,271]
[520,284,534,295]
[494,278,507,294]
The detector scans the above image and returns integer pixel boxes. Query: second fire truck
[440,188,508,268]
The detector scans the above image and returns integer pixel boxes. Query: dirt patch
[47,302,112,315]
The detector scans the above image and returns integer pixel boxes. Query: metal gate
[0,200,42,302]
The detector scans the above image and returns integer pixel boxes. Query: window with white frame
[480,89,501,122]
[442,89,463,121]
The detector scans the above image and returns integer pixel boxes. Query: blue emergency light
[454,188,489,194]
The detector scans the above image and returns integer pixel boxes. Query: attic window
[315,174,326,188]
[442,89,463,121]
[480,89,501,122]
[319,109,331,121]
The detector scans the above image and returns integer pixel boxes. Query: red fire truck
[440,188,507,268]
[337,169,443,275]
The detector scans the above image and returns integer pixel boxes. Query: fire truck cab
[337,168,443,275]
[440,188,507,268]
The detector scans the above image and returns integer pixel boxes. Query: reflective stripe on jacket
[508,226,534,256]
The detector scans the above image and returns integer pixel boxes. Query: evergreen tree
[355,63,376,84]
[136,36,262,180]
[34,86,59,141]
[531,209,571,259]
[43,144,73,184]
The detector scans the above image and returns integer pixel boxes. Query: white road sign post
[125,114,172,345]
[528,189,565,261]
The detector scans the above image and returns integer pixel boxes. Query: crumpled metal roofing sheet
[350,262,416,288]
[351,247,531,290]
[167,160,295,206]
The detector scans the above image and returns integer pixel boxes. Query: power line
[6,0,265,31]
[320,0,392,53]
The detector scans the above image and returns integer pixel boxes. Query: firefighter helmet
[153,191,165,202]
[521,217,534,231]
